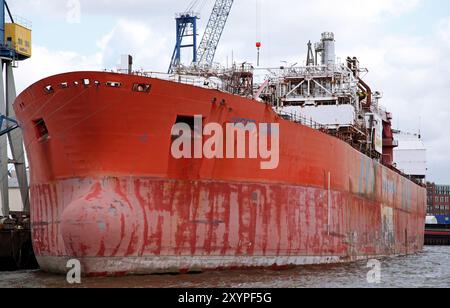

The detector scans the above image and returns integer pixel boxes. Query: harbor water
[0,246,449,288]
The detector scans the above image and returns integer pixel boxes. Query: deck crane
[168,0,234,73]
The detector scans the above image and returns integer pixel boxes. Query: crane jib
[195,0,234,67]
[168,0,234,73]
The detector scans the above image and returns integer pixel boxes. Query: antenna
[419,116,422,139]
[255,0,262,66]
[306,41,315,66]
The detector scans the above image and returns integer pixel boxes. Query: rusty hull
[15,72,426,275]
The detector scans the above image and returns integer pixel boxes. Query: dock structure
[425,224,450,246]
[0,0,36,270]
[0,212,36,270]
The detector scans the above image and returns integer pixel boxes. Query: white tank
[321,32,335,66]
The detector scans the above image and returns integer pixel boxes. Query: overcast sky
[8,0,450,183]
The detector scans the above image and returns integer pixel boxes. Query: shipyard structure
[425,183,450,245]
[0,0,35,270]
[12,30,427,275]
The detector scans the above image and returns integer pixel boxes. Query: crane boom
[195,0,234,67]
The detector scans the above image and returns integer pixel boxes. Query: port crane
[168,0,234,73]
[0,115,18,137]
[0,0,31,217]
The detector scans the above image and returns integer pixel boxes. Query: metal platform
[0,212,37,270]
[425,224,450,246]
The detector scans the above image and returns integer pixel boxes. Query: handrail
[275,110,328,131]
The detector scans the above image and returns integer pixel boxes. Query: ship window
[33,119,49,140]
[172,115,201,142]
[174,116,195,131]
[73,81,79,86]
[133,83,151,93]
[82,79,90,86]
[106,81,122,88]
[94,80,101,86]
[60,82,69,89]
[44,85,54,94]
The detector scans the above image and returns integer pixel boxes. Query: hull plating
[15,72,426,275]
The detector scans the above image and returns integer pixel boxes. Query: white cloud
[437,17,450,49]
[15,46,103,92]
[9,0,422,26]
[8,0,180,20]
[15,18,170,92]
[97,19,170,72]
[350,24,450,183]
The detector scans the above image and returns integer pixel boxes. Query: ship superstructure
[170,32,404,178]
[259,33,397,168]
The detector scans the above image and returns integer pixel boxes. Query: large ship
[14,32,426,276]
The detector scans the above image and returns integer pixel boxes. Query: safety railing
[275,110,328,131]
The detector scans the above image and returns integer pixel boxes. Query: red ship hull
[15,71,426,275]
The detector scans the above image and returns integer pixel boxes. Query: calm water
[0,246,449,288]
